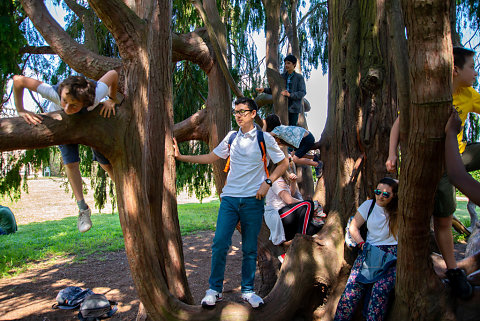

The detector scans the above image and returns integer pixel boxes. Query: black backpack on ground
[78,294,118,321]
[52,286,95,310]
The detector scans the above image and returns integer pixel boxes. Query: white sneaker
[241,292,264,308]
[77,208,92,233]
[201,289,223,307]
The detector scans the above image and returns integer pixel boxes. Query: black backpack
[53,286,95,310]
[78,294,118,321]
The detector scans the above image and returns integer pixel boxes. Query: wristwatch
[265,178,272,187]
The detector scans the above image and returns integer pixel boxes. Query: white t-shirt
[357,199,397,246]
[37,81,109,113]
[264,178,290,245]
[213,128,285,198]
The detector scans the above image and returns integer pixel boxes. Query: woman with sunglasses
[334,177,399,321]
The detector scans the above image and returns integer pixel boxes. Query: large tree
[2,1,480,320]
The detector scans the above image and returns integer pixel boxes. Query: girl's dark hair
[378,177,399,238]
[265,114,282,132]
[58,76,96,108]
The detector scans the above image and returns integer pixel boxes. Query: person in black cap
[256,54,306,126]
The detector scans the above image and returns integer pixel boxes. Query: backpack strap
[366,199,376,223]
[256,130,269,178]
[223,132,238,173]
[223,130,269,178]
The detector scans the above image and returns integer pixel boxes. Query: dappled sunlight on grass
[1,201,220,278]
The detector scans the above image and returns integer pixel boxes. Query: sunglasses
[374,189,391,198]
[233,109,253,116]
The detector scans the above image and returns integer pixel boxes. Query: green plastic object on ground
[0,205,17,235]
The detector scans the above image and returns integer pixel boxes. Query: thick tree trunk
[391,1,454,320]
[203,0,230,195]
[317,0,398,319]
[263,0,289,124]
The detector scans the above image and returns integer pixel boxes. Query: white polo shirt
[213,128,285,198]
[36,82,109,113]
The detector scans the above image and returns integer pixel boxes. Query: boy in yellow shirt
[386,47,478,300]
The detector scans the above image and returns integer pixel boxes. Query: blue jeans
[209,196,265,293]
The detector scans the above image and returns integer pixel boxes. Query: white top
[265,177,290,209]
[358,199,398,246]
[264,178,303,245]
[37,81,109,113]
[213,128,285,198]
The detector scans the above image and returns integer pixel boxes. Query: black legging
[278,200,320,241]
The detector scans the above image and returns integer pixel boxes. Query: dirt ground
[0,178,467,320]
[0,178,250,321]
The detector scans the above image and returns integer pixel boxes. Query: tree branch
[19,46,56,55]
[64,0,99,53]
[0,109,121,160]
[192,0,243,97]
[386,0,410,144]
[172,29,214,73]
[173,108,209,143]
[20,0,121,80]
[87,0,146,60]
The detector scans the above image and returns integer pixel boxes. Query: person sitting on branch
[256,54,306,126]
[334,177,399,321]
[264,114,323,178]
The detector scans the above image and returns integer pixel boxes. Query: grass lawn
[0,200,219,278]
[453,199,476,242]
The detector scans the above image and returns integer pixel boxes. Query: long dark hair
[379,177,399,238]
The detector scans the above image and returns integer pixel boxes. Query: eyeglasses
[374,189,391,198]
[233,109,253,116]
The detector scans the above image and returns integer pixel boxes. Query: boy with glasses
[386,47,478,299]
[174,97,288,308]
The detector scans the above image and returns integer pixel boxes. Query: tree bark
[317,0,398,318]
[262,0,289,124]
[391,1,455,320]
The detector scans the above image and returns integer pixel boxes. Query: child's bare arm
[386,117,400,172]
[445,110,480,205]
[173,138,220,164]
[98,70,119,118]
[12,75,44,125]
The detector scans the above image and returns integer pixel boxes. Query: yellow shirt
[453,87,480,153]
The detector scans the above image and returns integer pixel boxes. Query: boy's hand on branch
[99,100,116,118]
[173,138,181,158]
[281,90,290,97]
[385,156,397,173]
[19,110,42,125]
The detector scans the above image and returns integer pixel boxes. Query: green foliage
[0,1,26,108]
[452,200,472,243]
[0,201,219,278]
[298,0,329,76]
[173,61,214,200]
[0,149,51,201]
